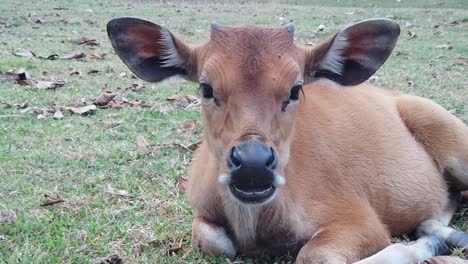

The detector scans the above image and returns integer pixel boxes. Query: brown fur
[184,26,468,263]
[108,20,468,263]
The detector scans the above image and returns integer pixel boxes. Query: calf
[107,17,468,263]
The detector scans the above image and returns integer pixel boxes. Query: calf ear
[305,19,400,86]
[107,17,195,82]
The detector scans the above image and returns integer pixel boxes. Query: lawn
[0,0,467,263]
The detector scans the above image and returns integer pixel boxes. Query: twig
[0,115,27,118]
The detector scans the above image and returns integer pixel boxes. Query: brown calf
[107,17,468,263]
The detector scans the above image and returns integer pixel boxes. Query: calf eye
[200,83,214,99]
[289,85,302,101]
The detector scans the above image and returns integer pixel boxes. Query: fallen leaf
[33,80,66,89]
[40,194,65,207]
[107,100,128,109]
[315,24,325,32]
[68,68,81,75]
[93,91,117,107]
[136,135,150,155]
[12,50,36,59]
[68,105,96,115]
[53,110,64,119]
[70,37,100,46]
[34,18,45,24]
[164,235,187,256]
[128,83,145,92]
[448,109,457,115]
[60,51,86,60]
[45,54,59,60]
[177,120,200,134]
[89,51,106,60]
[87,69,100,75]
[0,71,22,83]
[167,94,199,108]
[407,31,417,39]
[435,44,453,50]
[95,254,123,264]
[178,175,189,192]
[102,120,124,128]
[396,51,410,56]
[2,69,65,89]
[105,185,143,200]
[404,21,414,28]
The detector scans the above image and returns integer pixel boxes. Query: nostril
[265,147,277,169]
[228,147,241,169]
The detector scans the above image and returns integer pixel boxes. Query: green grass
[0,0,466,263]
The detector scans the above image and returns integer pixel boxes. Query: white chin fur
[273,173,286,187]
[218,174,231,185]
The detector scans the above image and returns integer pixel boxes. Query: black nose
[226,141,277,203]
[228,141,277,171]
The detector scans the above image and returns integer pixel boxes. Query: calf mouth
[229,183,276,204]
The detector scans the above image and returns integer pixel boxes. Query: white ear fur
[318,32,348,76]
[159,28,185,68]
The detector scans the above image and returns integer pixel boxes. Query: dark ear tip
[106,17,161,38]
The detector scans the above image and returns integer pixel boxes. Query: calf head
[107,17,400,204]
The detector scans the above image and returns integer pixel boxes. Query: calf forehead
[208,26,294,76]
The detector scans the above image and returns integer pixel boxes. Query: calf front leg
[191,217,237,258]
[296,205,391,264]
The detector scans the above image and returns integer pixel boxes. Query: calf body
[107,17,468,263]
[189,83,456,261]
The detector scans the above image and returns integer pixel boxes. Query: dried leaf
[2,69,65,89]
[435,44,453,50]
[102,120,124,128]
[177,120,200,134]
[93,91,117,107]
[89,51,106,60]
[178,175,189,192]
[0,71,22,83]
[68,105,96,115]
[40,194,65,207]
[315,24,325,32]
[164,235,187,256]
[404,21,414,28]
[45,54,59,60]
[408,31,417,39]
[53,110,64,119]
[136,135,150,155]
[60,51,86,60]
[107,100,128,109]
[87,69,100,75]
[33,80,66,89]
[167,94,199,108]
[128,83,145,92]
[95,254,123,264]
[68,68,81,75]
[34,18,45,24]
[70,37,100,46]
[105,185,139,200]
[396,51,410,56]
[12,50,36,59]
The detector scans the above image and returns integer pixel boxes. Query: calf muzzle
[227,140,278,203]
